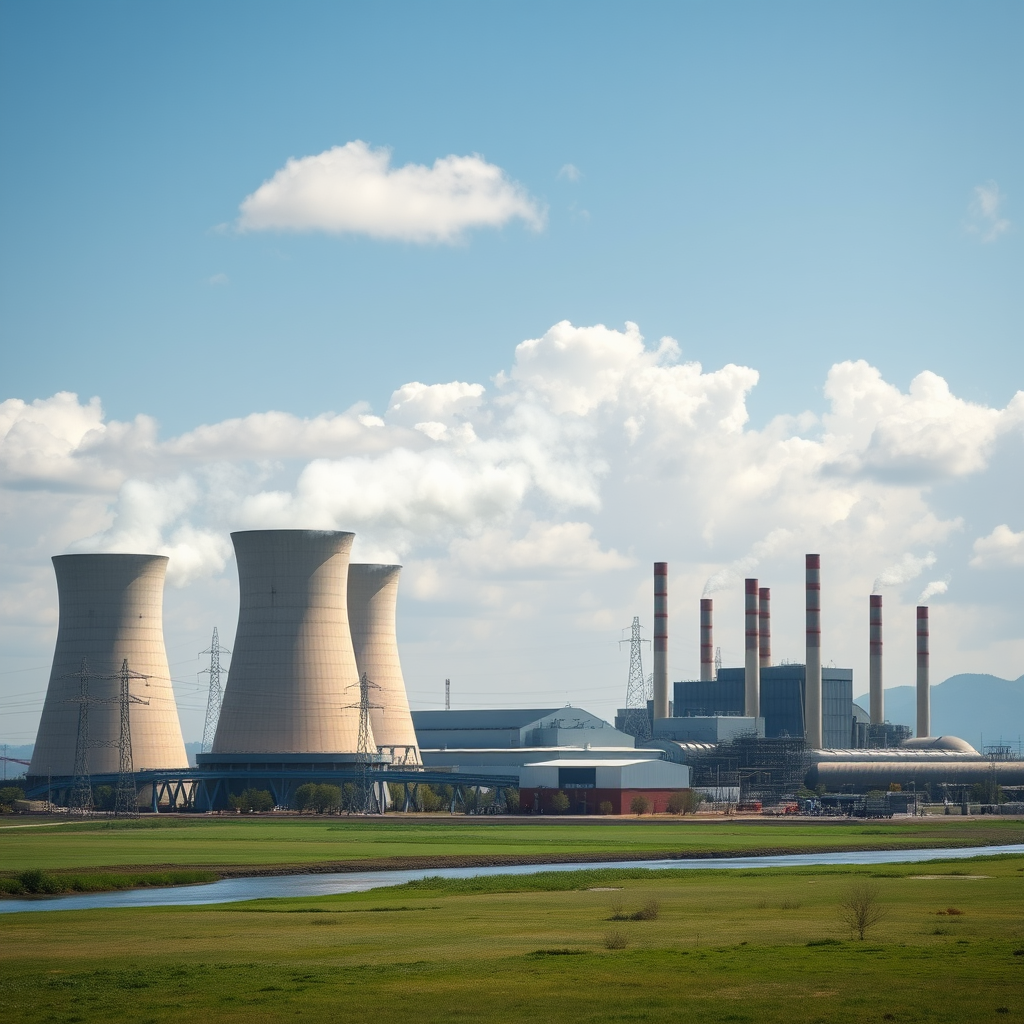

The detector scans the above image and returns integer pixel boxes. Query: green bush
[293,783,341,814]
[630,794,651,816]
[549,791,570,814]
[228,788,274,813]
[598,800,613,815]
[0,785,24,811]
[667,790,704,815]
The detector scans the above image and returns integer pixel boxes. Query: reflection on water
[2,843,1021,915]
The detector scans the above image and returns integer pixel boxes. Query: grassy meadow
[1,815,1021,882]
[1,854,1022,1023]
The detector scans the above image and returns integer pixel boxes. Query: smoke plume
[917,578,950,603]
[872,552,937,594]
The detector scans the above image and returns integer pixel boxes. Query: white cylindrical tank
[347,564,420,763]
[653,562,669,720]
[744,578,760,717]
[805,554,823,749]
[29,554,188,777]
[916,605,930,739]
[213,530,369,754]
[869,594,884,725]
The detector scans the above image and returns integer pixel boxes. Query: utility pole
[445,678,450,711]
[66,659,95,815]
[111,660,149,818]
[199,627,230,754]
[620,617,652,742]
[715,646,722,681]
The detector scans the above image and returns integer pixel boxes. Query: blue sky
[0,2,1021,744]
[2,2,1019,430]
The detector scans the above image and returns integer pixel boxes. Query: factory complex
[16,532,1024,816]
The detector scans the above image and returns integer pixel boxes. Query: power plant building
[675,665,855,750]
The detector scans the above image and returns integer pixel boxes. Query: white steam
[872,552,937,594]
[917,578,950,603]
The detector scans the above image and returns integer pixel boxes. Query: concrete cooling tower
[347,564,420,763]
[29,554,188,778]
[212,530,368,754]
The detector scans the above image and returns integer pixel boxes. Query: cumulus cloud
[967,181,1010,242]
[558,163,582,182]
[237,140,545,243]
[971,524,1024,568]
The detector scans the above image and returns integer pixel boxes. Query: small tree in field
[229,788,274,813]
[630,794,651,816]
[839,881,888,940]
[549,791,570,814]
[598,800,614,815]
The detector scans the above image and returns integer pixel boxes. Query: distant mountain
[855,673,1024,752]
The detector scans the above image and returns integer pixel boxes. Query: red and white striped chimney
[653,563,669,720]
[916,605,930,738]
[805,554,823,748]
[700,598,714,682]
[744,578,760,718]
[759,587,771,669]
[869,595,883,726]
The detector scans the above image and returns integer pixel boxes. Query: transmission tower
[714,646,722,680]
[65,659,95,815]
[347,673,383,814]
[619,617,652,742]
[63,658,149,816]
[199,627,230,753]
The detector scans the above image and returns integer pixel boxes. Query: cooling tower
[212,530,369,754]
[29,554,188,778]
[917,605,930,738]
[869,594,884,725]
[758,587,771,669]
[699,599,714,682]
[653,562,669,720]
[805,554,823,749]
[347,564,420,763]
[744,579,760,717]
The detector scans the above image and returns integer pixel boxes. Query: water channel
[3,843,1021,915]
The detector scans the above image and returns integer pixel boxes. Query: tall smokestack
[805,554,823,749]
[869,595,883,726]
[653,562,669,720]
[700,598,714,682]
[759,587,771,669]
[744,578,760,718]
[917,605,930,738]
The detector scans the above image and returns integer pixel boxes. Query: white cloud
[966,181,1010,242]
[207,273,229,286]
[237,140,546,243]
[558,163,582,182]
[971,524,1024,568]
[5,322,1024,737]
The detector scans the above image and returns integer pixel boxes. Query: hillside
[855,673,1024,752]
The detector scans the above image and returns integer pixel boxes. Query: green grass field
[1,815,1021,879]
[1,854,1022,1023]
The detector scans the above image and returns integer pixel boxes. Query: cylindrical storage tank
[917,605,930,739]
[809,760,1024,791]
[869,595,884,726]
[744,578,760,717]
[29,554,188,777]
[758,587,771,669]
[805,554,823,749]
[699,598,714,682]
[347,564,420,763]
[653,562,669,720]
[213,530,369,753]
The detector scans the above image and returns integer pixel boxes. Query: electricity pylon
[200,627,230,753]
[619,617,652,742]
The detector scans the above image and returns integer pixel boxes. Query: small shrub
[608,902,628,921]
[806,938,842,947]
[937,907,964,916]
[838,881,888,940]
[603,930,628,950]
[529,949,585,957]
[549,791,570,814]
[632,900,660,921]
[229,788,274,813]
[0,785,25,811]
[630,794,650,817]
[598,800,613,816]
